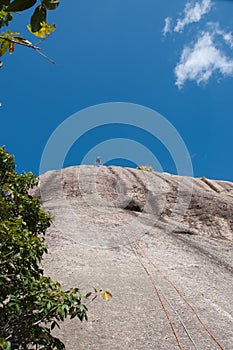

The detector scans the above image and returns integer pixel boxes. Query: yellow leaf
[101,290,112,301]
[27,21,56,38]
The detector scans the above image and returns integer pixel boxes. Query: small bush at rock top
[136,165,153,172]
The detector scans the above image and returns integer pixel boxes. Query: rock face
[36,166,233,350]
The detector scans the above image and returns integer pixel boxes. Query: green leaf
[0,337,11,350]
[85,292,92,298]
[0,1,10,5]
[0,39,9,57]
[50,320,59,330]
[0,9,13,27]
[7,0,36,12]
[5,341,11,350]
[42,0,59,10]
[30,4,46,32]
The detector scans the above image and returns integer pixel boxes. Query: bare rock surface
[36,166,233,350]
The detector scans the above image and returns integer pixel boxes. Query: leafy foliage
[0,146,88,349]
[28,21,56,38]
[0,0,60,66]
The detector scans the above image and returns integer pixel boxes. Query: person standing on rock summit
[95,157,102,166]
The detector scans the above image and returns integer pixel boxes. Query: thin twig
[35,49,56,64]
[0,35,56,64]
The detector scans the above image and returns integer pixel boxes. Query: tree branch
[0,35,56,64]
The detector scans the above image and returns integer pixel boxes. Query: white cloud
[162,17,172,36]
[162,1,233,88]
[174,0,212,33]
[223,33,233,48]
[223,32,233,49]
[207,22,233,49]
[175,31,233,88]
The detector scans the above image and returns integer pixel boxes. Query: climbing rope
[100,167,183,350]
[100,166,226,350]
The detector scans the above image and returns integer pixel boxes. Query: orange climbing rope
[100,167,183,350]
[101,167,226,350]
[119,212,183,350]
[145,252,226,350]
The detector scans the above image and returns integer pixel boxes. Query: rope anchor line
[101,167,226,350]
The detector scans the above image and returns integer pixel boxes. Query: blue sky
[1,0,233,181]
